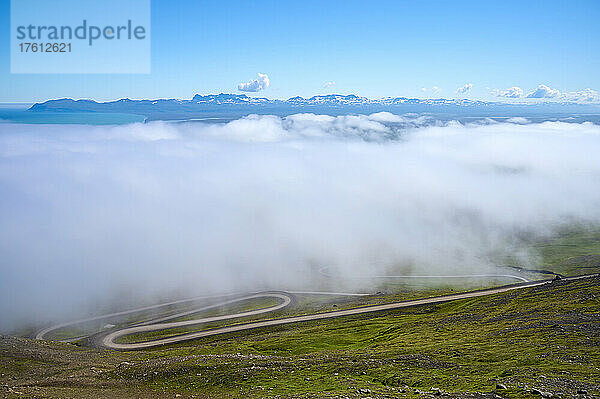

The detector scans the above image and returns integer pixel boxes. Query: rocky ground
[3,228,600,398]
[2,275,599,398]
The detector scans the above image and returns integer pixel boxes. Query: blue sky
[0,0,599,102]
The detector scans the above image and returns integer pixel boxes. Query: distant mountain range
[29,94,600,121]
[191,93,496,106]
[31,93,492,109]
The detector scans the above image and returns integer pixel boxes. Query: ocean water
[0,104,146,125]
[2,103,600,126]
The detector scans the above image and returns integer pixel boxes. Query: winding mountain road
[38,270,584,351]
[100,278,553,350]
[34,291,259,341]
[35,291,361,343]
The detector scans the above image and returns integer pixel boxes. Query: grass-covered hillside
[1,227,599,398]
[1,275,598,398]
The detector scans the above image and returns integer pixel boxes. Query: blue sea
[0,104,146,125]
[2,102,600,126]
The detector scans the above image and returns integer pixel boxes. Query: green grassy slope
[2,227,599,398]
[121,276,599,398]
[532,227,600,276]
[3,275,597,398]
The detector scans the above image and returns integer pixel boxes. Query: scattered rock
[496,383,507,390]
[577,389,588,395]
[431,387,442,395]
[531,388,553,398]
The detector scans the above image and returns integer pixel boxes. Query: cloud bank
[496,86,524,98]
[421,86,441,95]
[238,73,270,92]
[525,85,600,102]
[456,83,473,94]
[527,84,561,99]
[1,115,600,329]
[563,88,600,103]
[491,85,599,103]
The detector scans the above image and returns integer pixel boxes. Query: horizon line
[22,92,600,107]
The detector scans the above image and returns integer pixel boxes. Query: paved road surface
[39,271,578,351]
[35,291,361,342]
[102,279,554,350]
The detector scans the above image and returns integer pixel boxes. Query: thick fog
[1,113,600,330]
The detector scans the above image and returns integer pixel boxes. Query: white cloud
[522,85,599,103]
[323,81,336,89]
[562,88,600,103]
[3,117,600,328]
[456,83,473,94]
[421,86,441,94]
[506,117,529,124]
[496,86,523,98]
[237,73,271,92]
[367,112,407,123]
[526,84,560,99]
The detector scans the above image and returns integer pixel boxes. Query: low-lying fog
[1,113,600,330]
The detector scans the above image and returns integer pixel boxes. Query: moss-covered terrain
[530,227,600,276]
[1,227,599,398]
[2,276,598,398]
